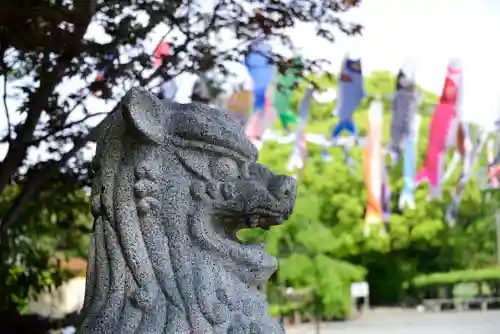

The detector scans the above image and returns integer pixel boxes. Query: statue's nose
[268,175,297,201]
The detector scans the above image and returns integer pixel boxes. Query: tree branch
[0,1,95,196]
[2,67,11,142]
[0,7,215,237]
[0,43,11,143]
[29,111,108,146]
[0,49,167,238]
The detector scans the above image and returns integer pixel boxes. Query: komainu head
[79,88,297,334]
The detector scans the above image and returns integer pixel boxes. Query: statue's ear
[122,87,167,143]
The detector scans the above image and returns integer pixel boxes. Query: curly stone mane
[79,88,296,334]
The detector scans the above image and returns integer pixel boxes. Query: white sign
[350,281,369,298]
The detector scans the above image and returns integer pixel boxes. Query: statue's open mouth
[212,210,284,243]
[225,212,283,229]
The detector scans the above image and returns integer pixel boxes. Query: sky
[1,0,500,161]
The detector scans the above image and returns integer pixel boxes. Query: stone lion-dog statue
[79,88,297,333]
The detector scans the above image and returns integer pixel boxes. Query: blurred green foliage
[0,178,92,313]
[410,267,500,288]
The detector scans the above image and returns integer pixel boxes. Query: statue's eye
[212,157,239,179]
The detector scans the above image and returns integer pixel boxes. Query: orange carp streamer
[364,100,384,230]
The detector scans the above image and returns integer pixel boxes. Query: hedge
[408,267,500,288]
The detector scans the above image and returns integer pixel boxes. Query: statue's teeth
[248,215,259,228]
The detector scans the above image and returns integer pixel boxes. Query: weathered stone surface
[79,88,297,333]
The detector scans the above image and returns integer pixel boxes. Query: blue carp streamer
[245,40,275,113]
